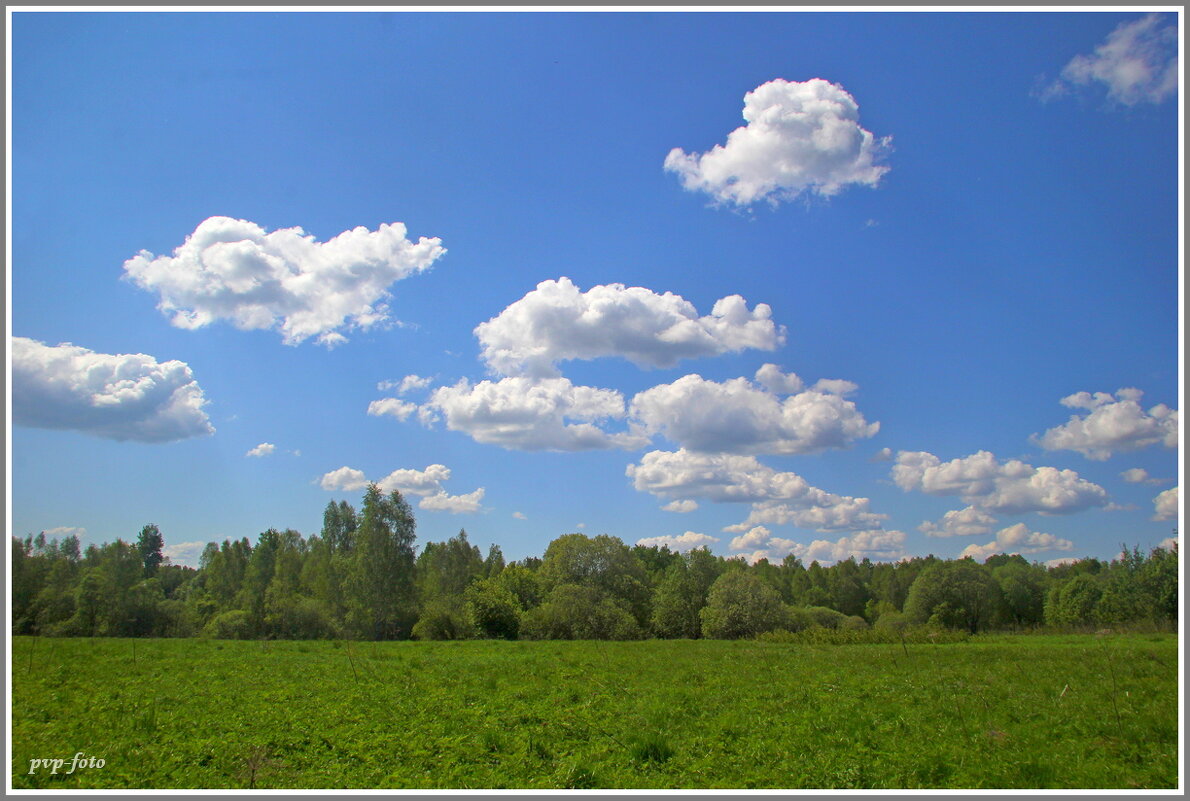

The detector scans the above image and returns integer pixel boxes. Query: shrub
[803,606,848,629]
[519,584,642,640]
[700,571,791,639]
[1044,573,1103,628]
[202,609,254,640]
[412,597,476,640]
[904,559,1002,633]
[465,578,522,640]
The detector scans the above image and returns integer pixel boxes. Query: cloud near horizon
[917,505,998,538]
[636,531,720,552]
[731,526,907,566]
[318,463,484,514]
[892,449,1108,516]
[123,216,445,347]
[664,77,891,207]
[627,448,888,533]
[12,337,214,443]
[958,523,1075,562]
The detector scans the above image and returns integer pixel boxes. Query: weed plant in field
[9,634,1179,790]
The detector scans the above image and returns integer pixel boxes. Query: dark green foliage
[650,547,723,638]
[344,485,418,639]
[993,560,1048,627]
[465,578,521,640]
[1044,573,1104,627]
[411,597,476,641]
[539,533,651,626]
[803,605,848,629]
[203,610,254,639]
[9,500,1178,644]
[137,524,165,577]
[520,584,643,640]
[495,563,544,612]
[904,559,1002,634]
[699,570,791,639]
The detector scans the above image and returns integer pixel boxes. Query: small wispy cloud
[1038,14,1178,107]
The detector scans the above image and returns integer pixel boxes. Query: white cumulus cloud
[367,397,418,421]
[245,442,276,458]
[1045,14,1178,106]
[726,497,888,534]
[629,370,878,455]
[418,488,486,514]
[664,77,891,207]
[1152,486,1179,522]
[474,277,784,377]
[627,449,887,533]
[319,466,369,492]
[636,531,720,552]
[162,540,209,568]
[959,523,1075,562]
[318,463,484,513]
[731,527,906,566]
[123,216,445,346]
[420,376,648,452]
[661,499,699,513]
[892,450,1108,516]
[1033,388,1178,460]
[918,506,998,538]
[12,337,214,443]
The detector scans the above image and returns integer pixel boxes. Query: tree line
[11,484,1179,641]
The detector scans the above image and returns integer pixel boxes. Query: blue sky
[9,10,1181,568]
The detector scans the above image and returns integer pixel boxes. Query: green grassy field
[9,633,1179,790]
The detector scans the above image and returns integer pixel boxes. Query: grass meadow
[9,633,1179,790]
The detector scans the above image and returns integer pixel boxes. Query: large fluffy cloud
[635,531,720,552]
[474,277,784,377]
[1046,14,1178,106]
[123,216,446,347]
[664,78,891,207]
[12,337,214,443]
[892,450,1108,515]
[958,523,1075,562]
[318,463,484,514]
[627,448,887,533]
[1152,486,1179,522]
[420,376,648,452]
[629,367,878,455]
[1032,388,1178,460]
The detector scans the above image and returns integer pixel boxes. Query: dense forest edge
[11,484,1179,643]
